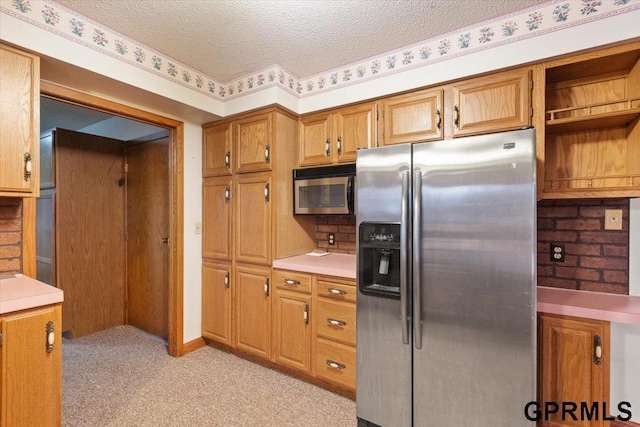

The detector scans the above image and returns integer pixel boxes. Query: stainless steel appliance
[356,128,537,427]
[293,164,355,215]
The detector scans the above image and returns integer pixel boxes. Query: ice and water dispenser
[358,222,401,299]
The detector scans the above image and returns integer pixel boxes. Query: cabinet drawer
[273,270,312,294]
[315,339,356,390]
[316,299,356,346]
[316,279,356,302]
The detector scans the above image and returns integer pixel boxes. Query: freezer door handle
[413,170,423,350]
[400,170,410,345]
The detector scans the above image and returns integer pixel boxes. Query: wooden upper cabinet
[333,103,377,163]
[451,67,531,137]
[299,102,376,167]
[202,176,232,261]
[538,313,610,427]
[203,121,232,177]
[0,44,40,197]
[235,112,272,173]
[234,172,272,265]
[380,89,443,146]
[541,43,640,199]
[298,111,333,167]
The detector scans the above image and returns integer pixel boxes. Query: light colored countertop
[273,254,640,324]
[273,252,356,279]
[537,286,640,325]
[0,274,64,315]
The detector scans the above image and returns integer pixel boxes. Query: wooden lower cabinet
[202,261,232,346]
[313,275,357,391]
[537,313,610,427]
[234,264,272,359]
[272,269,311,372]
[0,304,62,427]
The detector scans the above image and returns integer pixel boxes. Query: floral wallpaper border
[1,0,638,102]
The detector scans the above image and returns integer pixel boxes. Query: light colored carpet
[62,325,356,426]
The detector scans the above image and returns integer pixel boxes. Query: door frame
[24,81,185,356]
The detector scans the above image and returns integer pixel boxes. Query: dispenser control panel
[358,222,401,299]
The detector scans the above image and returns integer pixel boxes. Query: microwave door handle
[347,175,355,214]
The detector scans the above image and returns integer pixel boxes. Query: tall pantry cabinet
[201,107,315,360]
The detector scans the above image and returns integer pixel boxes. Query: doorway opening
[34,82,184,356]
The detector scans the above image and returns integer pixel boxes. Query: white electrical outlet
[195,222,202,234]
[604,209,623,230]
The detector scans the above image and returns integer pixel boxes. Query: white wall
[610,198,640,422]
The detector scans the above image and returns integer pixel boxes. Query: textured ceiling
[53,0,548,82]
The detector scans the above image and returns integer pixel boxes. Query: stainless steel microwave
[293,164,355,215]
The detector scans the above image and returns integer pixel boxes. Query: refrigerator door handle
[413,170,423,350]
[400,170,410,345]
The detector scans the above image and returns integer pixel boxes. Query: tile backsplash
[315,215,356,254]
[537,199,629,295]
[315,199,632,295]
[0,197,22,274]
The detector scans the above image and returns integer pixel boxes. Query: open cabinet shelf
[542,43,640,199]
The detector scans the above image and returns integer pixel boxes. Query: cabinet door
[202,176,232,261]
[298,111,333,167]
[0,305,61,427]
[202,261,232,346]
[273,289,311,372]
[451,67,531,137]
[235,172,272,265]
[203,121,232,177]
[234,264,271,359]
[235,112,272,173]
[538,314,609,427]
[0,44,40,197]
[380,89,443,145]
[334,103,377,162]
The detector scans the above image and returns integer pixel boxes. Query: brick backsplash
[315,215,356,254]
[0,197,22,274]
[537,199,630,295]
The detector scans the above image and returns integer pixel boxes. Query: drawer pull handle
[45,321,55,353]
[284,279,301,285]
[326,359,345,370]
[327,318,347,327]
[24,152,32,181]
[328,287,347,295]
[594,335,602,365]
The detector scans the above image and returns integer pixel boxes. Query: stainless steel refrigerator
[356,128,537,427]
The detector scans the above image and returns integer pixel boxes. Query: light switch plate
[604,209,623,230]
